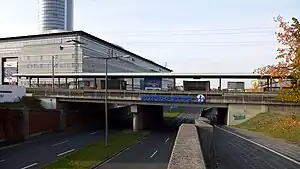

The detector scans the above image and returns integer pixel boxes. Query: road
[0,129,106,169]
[214,126,300,169]
[98,111,199,169]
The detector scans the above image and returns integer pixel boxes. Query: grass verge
[235,112,300,146]
[43,131,145,169]
[164,111,180,118]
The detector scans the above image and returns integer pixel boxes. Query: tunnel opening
[216,108,228,125]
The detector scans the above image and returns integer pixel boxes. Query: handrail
[26,87,283,96]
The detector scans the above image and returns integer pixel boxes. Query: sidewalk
[224,126,300,162]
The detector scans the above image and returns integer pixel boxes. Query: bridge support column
[22,107,29,139]
[57,103,67,131]
[133,113,140,132]
[131,105,139,132]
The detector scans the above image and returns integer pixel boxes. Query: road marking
[0,143,21,150]
[216,126,300,165]
[97,136,147,168]
[89,130,103,135]
[0,159,5,163]
[150,150,158,158]
[20,163,38,169]
[57,149,75,157]
[52,140,68,147]
[165,137,170,143]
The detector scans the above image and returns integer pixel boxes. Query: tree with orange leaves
[254,16,300,101]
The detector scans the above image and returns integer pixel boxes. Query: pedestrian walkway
[214,126,300,169]
[224,126,300,162]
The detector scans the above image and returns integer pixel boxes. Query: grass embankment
[164,111,180,118]
[235,112,300,146]
[43,132,145,169]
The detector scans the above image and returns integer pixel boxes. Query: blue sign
[141,94,206,103]
[141,95,192,103]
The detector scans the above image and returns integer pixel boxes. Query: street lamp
[84,51,130,146]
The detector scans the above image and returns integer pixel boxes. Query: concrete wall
[227,104,300,125]
[168,124,206,169]
[227,104,268,125]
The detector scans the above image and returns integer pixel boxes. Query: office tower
[38,0,74,33]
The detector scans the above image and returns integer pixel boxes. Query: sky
[0,0,299,88]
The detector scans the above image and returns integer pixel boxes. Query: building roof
[0,30,172,72]
[14,72,280,79]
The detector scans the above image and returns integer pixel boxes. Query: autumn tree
[254,16,300,101]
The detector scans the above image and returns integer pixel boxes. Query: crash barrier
[167,124,206,169]
[195,119,216,169]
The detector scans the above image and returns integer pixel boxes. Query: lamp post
[84,51,130,146]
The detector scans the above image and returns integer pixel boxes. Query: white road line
[89,130,102,135]
[97,136,147,168]
[0,159,5,163]
[57,149,75,157]
[20,162,38,169]
[52,140,68,147]
[0,143,21,150]
[150,150,158,158]
[216,126,300,165]
[165,137,170,143]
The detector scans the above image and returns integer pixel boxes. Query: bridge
[26,88,294,106]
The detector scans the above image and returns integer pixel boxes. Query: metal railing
[25,88,297,105]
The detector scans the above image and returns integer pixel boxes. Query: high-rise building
[38,0,74,33]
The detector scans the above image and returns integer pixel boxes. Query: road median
[43,131,146,169]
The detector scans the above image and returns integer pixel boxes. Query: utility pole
[104,49,112,146]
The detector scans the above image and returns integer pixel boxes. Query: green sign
[233,114,246,120]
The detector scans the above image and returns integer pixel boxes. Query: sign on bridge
[140,94,206,103]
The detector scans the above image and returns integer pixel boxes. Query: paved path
[214,126,300,169]
[0,129,107,169]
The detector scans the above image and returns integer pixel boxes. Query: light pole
[84,51,130,146]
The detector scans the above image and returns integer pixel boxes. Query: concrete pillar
[131,105,139,132]
[261,105,269,113]
[133,113,139,132]
[59,109,66,131]
[138,111,144,130]
[22,107,29,139]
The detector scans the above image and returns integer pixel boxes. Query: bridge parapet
[26,88,300,105]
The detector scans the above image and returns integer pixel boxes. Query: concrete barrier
[195,119,215,169]
[167,124,206,169]
[198,117,210,124]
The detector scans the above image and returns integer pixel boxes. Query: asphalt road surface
[0,129,106,169]
[214,126,300,169]
[97,132,177,169]
[98,111,199,169]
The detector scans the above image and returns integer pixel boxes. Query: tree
[254,16,300,101]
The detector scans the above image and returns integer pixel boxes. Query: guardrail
[26,87,283,96]
[25,88,300,105]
